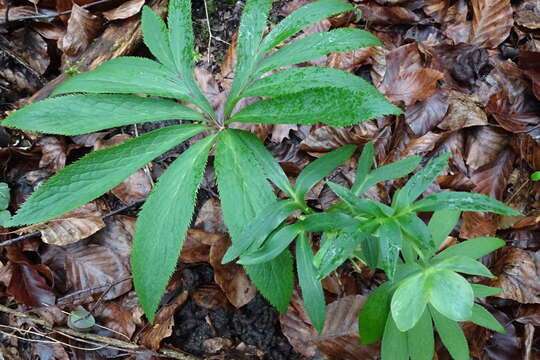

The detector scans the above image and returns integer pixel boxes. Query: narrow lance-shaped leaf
[295,145,355,198]
[407,309,435,360]
[391,272,428,331]
[296,232,326,332]
[376,220,402,280]
[258,0,353,54]
[354,142,374,191]
[2,94,206,135]
[381,314,409,360]
[132,135,215,322]
[9,124,207,226]
[396,213,432,248]
[231,88,402,127]
[433,237,505,261]
[469,303,505,333]
[359,281,394,345]
[238,224,302,265]
[256,28,381,76]
[471,284,502,298]
[428,210,461,251]
[432,256,495,278]
[215,129,293,312]
[316,227,367,279]
[430,306,469,360]
[141,6,176,71]
[328,182,394,217]
[413,191,519,215]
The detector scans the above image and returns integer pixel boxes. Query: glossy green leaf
[433,237,506,261]
[132,135,215,322]
[426,270,473,322]
[413,191,519,215]
[532,171,540,181]
[381,314,409,360]
[141,6,175,71]
[432,256,495,278]
[222,200,299,263]
[298,212,360,232]
[2,94,205,136]
[215,129,293,312]
[359,282,393,344]
[428,210,461,250]
[407,309,434,360]
[354,142,374,191]
[296,232,326,332]
[9,124,207,226]
[257,28,381,75]
[430,306,469,360]
[295,145,355,198]
[0,210,10,227]
[238,224,302,265]
[396,213,432,248]
[316,228,367,279]
[0,183,9,210]
[235,130,293,196]
[353,156,421,196]
[391,272,428,331]
[258,0,353,54]
[393,153,450,209]
[328,182,394,217]
[470,303,505,333]
[471,284,502,298]
[231,88,401,127]
[376,220,402,280]
[244,67,392,101]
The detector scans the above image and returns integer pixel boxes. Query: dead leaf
[17,202,105,246]
[192,284,230,309]
[103,0,145,20]
[519,50,540,101]
[515,0,540,31]
[180,229,212,263]
[94,301,137,339]
[194,198,227,234]
[465,126,510,170]
[38,136,67,172]
[140,290,188,349]
[9,28,50,75]
[300,123,378,153]
[358,3,419,25]
[279,291,319,357]
[470,0,513,48]
[58,4,102,57]
[437,91,488,131]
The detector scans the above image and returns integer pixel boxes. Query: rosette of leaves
[1,0,401,321]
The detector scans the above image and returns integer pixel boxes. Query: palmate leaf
[230,88,401,126]
[413,191,519,215]
[132,135,216,322]
[258,0,353,54]
[328,182,394,217]
[53,57,192,101]
[2,94,205,135]
[215,129,293,312]
[376,219,402,280]
[316,227,367,279]
[296,232,326,332]
[396,213,432,248]
[8,124,207,226]
[256,28,381,76]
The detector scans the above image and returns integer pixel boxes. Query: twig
[201,0,230,63]
[0,304,199,359]
[0,198,146,247]
[5,0,114,23]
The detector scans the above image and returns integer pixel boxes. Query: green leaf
[470,303,505,333]
[298,212,361,232]
[428,210,460,250]
[296,232,326,332]
[234,130,293,196]
[532,171,540,181]
[396,213,432,248]
[354,142,374,191]
[359,282,393,344]
[391,272,428,331]
[430,306,469,360]
[141,6,176,71]
[0,182,9,210]
[376,220,402,280]
[426,270,473,322]
[52,57,192,100]
[352,156,421,196]
[215,129,293,312]
[231,88,401,127]
[167,0,195,75]
[222,200,299,263]
[471,284,502,298]
[238,224,302,265]
[432,256,495,278]
[381,314,409,360]
[412,191,519,215]
[407,309,435,360]
[0,210,11,227]
[433,237,505,261]
[258,0,353,54]
[295,145,355,198]
[132,135,215,322]
[2,94,205,136]
[256,28,381,75]
[244,67,388,99]
[9,124,207,226]
[316,228,367,279]
[393,153,450,209]
[328,182,394,217]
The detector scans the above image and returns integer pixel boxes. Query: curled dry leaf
[140,290,189,349]
[405,90,449,136]
[490,247,540,303]
[180,229,214,263]
[437,91,488,131]
[16,202,105,246]
[465,126,510,170]
[300,123,378,153]
[102,0,145,21]
[58,4,102,57]
[357,3,420,25]
[326,47,378,73]
[470,0,513,48]
[515,0,540,31]
[315,295,379,360]
[38,136,67,172]
[95,134,152,204]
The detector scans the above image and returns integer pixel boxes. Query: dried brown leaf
[357,3,420,25]
[38,136,67,172]
[437,91,488,131]
[405,90,449,136]
[95,301,136,339]
[465,126,510,170]
[515,0,540,31]
[279,291,319,357]
[58,4,102,57]
[180,229,212,263]
[194,198,227,234]
[103,0,145,20]
[300,124,378,153]
[471,0,513,48]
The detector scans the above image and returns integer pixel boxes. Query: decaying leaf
[279,291,319,357]
[470,0,514,48]
[437,91,487,131]
[103,0,145,21]
[58,4,102,57]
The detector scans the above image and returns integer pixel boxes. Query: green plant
[1,0,400,322]
[532,171,540,181]
[231,142,518,359]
